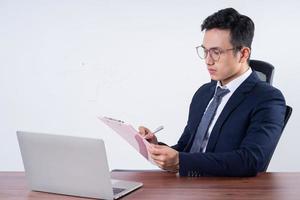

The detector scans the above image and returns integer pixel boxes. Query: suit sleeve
[178,87,286,177]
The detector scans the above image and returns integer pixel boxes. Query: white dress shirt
[201,67,253,152]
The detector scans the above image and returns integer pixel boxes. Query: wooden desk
[1,171,300,200]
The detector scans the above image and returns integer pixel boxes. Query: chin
[210,75,219,81]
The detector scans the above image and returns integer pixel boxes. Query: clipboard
[99,116,154,164]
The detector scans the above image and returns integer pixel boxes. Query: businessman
[139,8,286,177]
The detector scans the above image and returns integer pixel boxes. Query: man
[139,8,286,177]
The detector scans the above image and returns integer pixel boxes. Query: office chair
[249,59,293,171]
[249,59,274,84]
[261,105,293,171]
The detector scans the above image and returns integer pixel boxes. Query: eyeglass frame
[195,45,242,62]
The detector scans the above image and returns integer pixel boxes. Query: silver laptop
[17,131,143,199]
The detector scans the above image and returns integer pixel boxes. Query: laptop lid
[17,131,142,199]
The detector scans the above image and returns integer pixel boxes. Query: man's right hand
[138,126,158,144]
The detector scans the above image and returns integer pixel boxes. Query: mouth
[208,68,217,74]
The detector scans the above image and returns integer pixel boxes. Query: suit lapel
[193,83,216,131]
[205,72,260,152]
[183,81,216,152]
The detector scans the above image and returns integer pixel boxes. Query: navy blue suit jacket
[172,72,286,177]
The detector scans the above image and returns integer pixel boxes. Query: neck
[221,64,250,86]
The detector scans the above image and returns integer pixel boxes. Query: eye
[211,48,220,55]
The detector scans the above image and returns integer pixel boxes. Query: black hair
[201,8,255,50]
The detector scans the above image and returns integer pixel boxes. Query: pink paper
[99,117,154,164]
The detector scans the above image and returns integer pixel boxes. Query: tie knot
[214,86,230,98]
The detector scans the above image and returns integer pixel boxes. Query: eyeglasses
[196,46,240,62]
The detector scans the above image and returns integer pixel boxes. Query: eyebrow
[201,45,220,49]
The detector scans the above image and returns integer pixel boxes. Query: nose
[205,53,214,66]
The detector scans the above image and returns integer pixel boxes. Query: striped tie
[190,86,230,153]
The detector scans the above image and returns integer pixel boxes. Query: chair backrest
[262,105,293,171]
[250,59,293,171]
[249,59,275,84]
[249,60,274,85]
[283,105,293,130]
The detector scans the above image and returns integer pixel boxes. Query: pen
[152,125,164,134]
[105,117,124,123]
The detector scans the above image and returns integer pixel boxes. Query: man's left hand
[148,144,179,172]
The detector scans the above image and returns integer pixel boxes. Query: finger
[152,158,164,166]
[150,145,168,154]
[152,144,166,149]
[148,146,163,155]
[138,126,150,136]
[150,153,163,161]
[154,161,169,171]
[152,156,171,167]
[144,133,155,140]
[150,152,169,164]
[138,126,145,135]
[154,161,163,169]
[153,159,172,170]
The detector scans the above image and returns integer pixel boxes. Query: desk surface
[1,171,300,200]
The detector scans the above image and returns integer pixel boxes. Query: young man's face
[202,28,246,85]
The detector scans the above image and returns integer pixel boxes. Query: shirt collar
[216,67,252,93]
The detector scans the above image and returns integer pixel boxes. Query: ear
[239,47,251,63]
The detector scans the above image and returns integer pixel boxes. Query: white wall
[0,0,299,171]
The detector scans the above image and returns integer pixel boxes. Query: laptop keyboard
[113,187,126,195]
